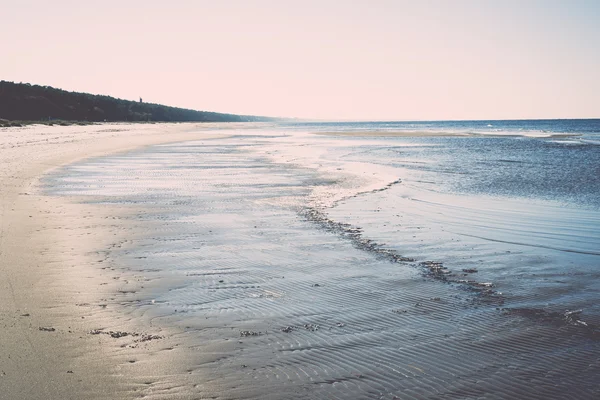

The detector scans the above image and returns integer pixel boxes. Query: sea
[45,119,600,399]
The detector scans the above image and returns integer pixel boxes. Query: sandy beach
[3,1,599,397]
[2,122,599,400]
[0,123,236,399]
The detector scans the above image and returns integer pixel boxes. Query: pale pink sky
[2,0,599,120]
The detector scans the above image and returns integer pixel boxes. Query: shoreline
[4,122,599,398]
[312,130,582,138]
[0,123,235,399]
[36,129,600,399]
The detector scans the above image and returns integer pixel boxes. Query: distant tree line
[0,81,272,123]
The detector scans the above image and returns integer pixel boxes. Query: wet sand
[0,123,237,399]
[38,131,600,399]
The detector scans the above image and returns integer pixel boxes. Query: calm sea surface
[282,118,600,207]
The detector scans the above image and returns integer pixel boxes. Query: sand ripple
[44,135,600,399]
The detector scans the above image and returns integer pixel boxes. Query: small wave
[580,138,600,146]
[504,308,599,338]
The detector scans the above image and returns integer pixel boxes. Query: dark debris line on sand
[301,206,600,336]
[89,329,163,342]
[301,207,505,305]
[38,327,56,332]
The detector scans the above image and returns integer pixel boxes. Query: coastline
[37,127,600,399]
[312,130,583,138]
[3,121,599,399]
[0,123,235,399]
[313,130,469,137]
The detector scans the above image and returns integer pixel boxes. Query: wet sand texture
[0,123,237,399]
[39,132,600,399]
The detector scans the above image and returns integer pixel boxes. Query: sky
[2,0,599,120]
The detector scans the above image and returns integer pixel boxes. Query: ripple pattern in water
[45,135,600,399]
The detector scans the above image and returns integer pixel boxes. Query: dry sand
[0,123,234,399]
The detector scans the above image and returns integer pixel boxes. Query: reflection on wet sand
[45,131,600,399]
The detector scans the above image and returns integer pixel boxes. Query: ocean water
[281,118,600,140]
[45,119,600,399]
